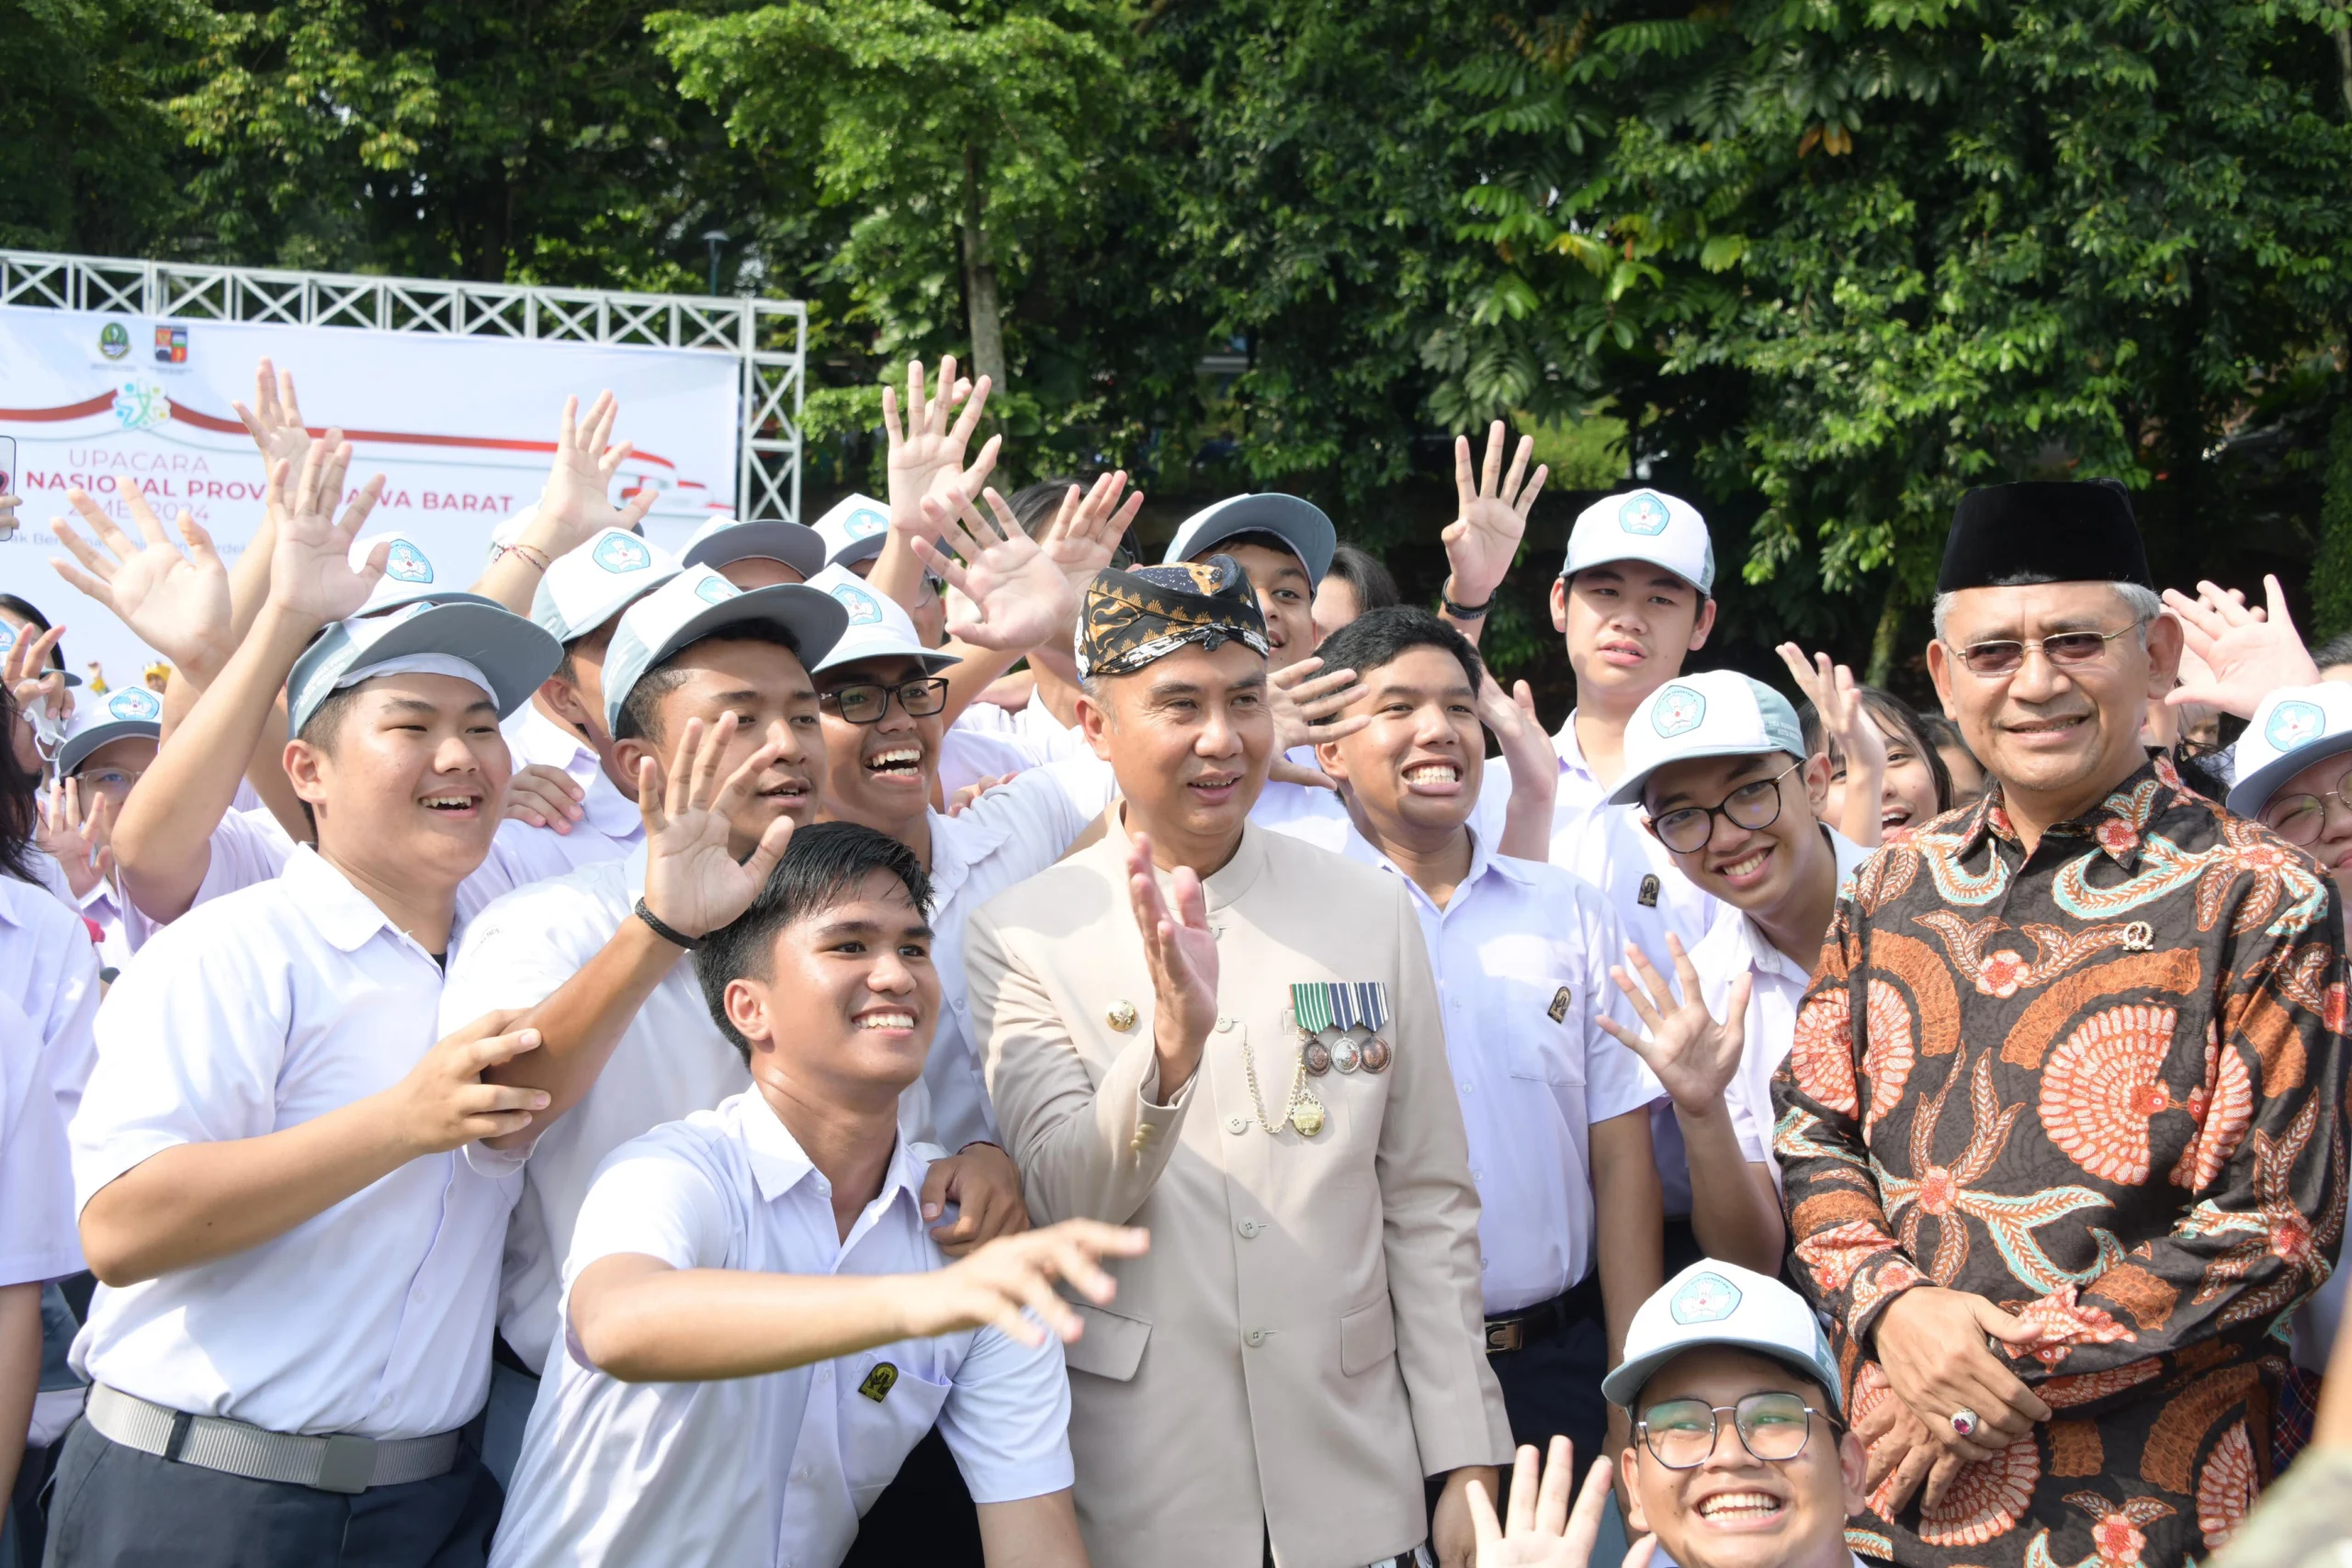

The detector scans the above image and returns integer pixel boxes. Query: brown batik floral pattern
[1773,755,2347,1568]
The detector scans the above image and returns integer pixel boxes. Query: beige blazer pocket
[1340,1299,1397,1376]
[1064,1299,1152,1382]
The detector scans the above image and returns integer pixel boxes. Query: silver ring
[1949,1408,1980,1439]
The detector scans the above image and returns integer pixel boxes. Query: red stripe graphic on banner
[0,394,119,422]
[164,400,682,471]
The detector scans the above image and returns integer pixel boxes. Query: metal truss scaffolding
[0,249,807,523]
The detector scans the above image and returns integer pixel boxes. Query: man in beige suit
[967,557,1512,1568]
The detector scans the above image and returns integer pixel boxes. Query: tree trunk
[1866,576,1904,688]
[2336,26,2352,118]
[960,144,1008,389]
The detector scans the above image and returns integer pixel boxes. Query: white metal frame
[0,249,807,522]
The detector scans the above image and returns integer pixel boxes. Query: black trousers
[841,1424,982,1567]
[42,1420,503,1568]
[1487,1299,1611,1469]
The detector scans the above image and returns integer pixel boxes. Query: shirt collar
[281,844,412,953]
[1957,752,2178,871]
[1340,823,1526,906]
[1552,708,1594,783]
[740,1093,928,1220]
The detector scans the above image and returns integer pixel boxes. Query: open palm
[636,713,795,939]
[1444,420,1548,602]
[883,355,997,539]
[269,439,389,625]
[915,489,1074,652]
[51,486,232,674]
[1597,936,1748,1114]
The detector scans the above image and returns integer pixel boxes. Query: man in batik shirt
[1773,479,2346,1568]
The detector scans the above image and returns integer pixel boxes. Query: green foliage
[2313,403,2352,640]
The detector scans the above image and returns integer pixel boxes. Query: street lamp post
[701,230,730,296]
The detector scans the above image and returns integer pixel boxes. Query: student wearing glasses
[1773,481,2346,1568]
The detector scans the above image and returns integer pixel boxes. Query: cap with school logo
[288,598,563,737]
[58,684,164,776]
[1607,670,1805,807]
[1561,489,1714,596]
[601,565,851,735]
[2228,682,2352,818]
[1601,1259,1842,1409]
[530,526,680,644]
[811,494,896,569]
[0,623,80,685]
[807,565,960,676]
[1162,493,1336,586]
[681,514,827,581]
[353,532,501,616]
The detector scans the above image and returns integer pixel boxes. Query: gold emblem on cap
[1106,1000,1138,1032]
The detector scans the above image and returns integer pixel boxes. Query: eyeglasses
[820,677,949,726]
[1648,761,1803,854]
[2260,761,2352,846]
[73,767,144,794]
[1946,622,2144,678]
[1637,1392,1838,1470]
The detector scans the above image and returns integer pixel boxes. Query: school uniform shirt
[1334,828,1661,1314]
[1681,826,1871,1181]
[487,1093,1072,1568]
[1475,712,1722,1213]
[937,693,1091,798]
[68,846,521,1440]
[1245,745,1354,842]
[0,992,81,1291]
[920,756,1121,1152]
[503,700,640,871]
[0,871,102,1121]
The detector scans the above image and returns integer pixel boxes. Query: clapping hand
[2163,574,2317,718]
[51,484,234,682]
[912,488,1074,653]
[635,712,796,942]
[1466,1441,1649,1568]
[1443,420,1548,612]
[266,439,389,626]
[1125,832,1219,1081]
[882,354,999,541]
[537,392,658,554]
[1597,936,1750,1117]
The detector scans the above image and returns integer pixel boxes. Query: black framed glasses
[2260,760,2352,846]
[1648,761,1803,853]
[1637,1391,1838,1470]
[1947,622,2144,678]
[820,677,949,726]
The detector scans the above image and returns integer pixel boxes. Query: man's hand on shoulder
[922,1142,1030,1256]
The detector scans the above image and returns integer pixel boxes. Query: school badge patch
[1670,1271,1741,1325]
[1638,874,1660,908]
[858,1362,899,1403]
[1619,492,1671,536]
[2267,698,2326,751]
[1651,684,1706,738]
[1547,987,1571,1024]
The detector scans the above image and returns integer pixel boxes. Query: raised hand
[900,1218,1148,1348]
[1778,644,1883,775]
[1035,471,1144,592]
[1478,671,1557,790]
[536,391,659,556]
[1126,832,1220,1085]
[266,439,389,626]
[1598,935,1750,1115]
[912,488,1074,653]
[232,357,316,472]
[636,712,795,941]
[3,619,68,721]
[503,763,586,834]
[1466,1442,1641,1568]
[379,1010,551,1154]
[2163,575,2317,718]
[1270,654,1369,752]
[50,485,234,680]
[882,355,999,540]
[38,778,113,899]
[919,1141,1032,1254]
[1443,420,1548,610]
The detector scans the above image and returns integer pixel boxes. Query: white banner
[0,307,741,692]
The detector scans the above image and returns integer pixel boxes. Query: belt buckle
[314,1433,377,1495]
[1483,1319,1523,1355]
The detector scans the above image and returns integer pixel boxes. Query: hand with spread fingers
[899,1218,1149,1348]
[39,778,113,899]
[1870,1284,2051,1483]
[2162,573,2317,718]
[3,619,68,725]
[1269,654,1369,751]
[1597,936,1750,1118]
[635,712,796,942]
[535,391,658,555]
[1035,470,1144,595]
[1777,643,1884,845]
[1125,831,1219,1092]
[266,439,390,626]
[882,354,999,540]
[912,488,1074,653]
[1443,419,1549,620]
[231,356,316,473]
[1467,1441,1646,1568]
[919,1141,1031,1256]
[50,484,234,682]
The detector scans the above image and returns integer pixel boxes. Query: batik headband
[1075,556,1270,680]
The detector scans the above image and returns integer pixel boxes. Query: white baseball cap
[1563,489,1715,596]
[811,494,895,569]
[1162,493,1335,585]
[600,566,851,736]
[1609,670,1806,808]
[288,599,562,737]
[682,515,827,580]
[2229,683,2352,818]
[353,532,500,616]
[808,565,960,676]
[58,685,164,776]
[1602,1260,1842,1409]
[530,527,680,644]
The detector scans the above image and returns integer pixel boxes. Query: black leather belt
[1484,1271,1602,1355]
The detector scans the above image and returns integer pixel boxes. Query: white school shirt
[503,701,640,871]
[1682,826,1871,1181]
[488,1094,1072,1568]
[0,992,81,1290]
[1246,745,1354,841]
[69,847,521,1439]
[937,693,1092,797]
[1336,827,1660,1314]
[920,756,1120,1152]
[0,872,102,1121]
[1475,712,1722,1213]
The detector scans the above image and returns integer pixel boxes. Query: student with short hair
[486,821,1139,1568]
[49,443,564,1568]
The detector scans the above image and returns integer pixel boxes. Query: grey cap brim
[683,521,827,579]
[2229,731,2352,818]
[294,602,564,735]
[59,719,159,779]
[1166,495,1336,584]
[1601,1331,1841,1410]
[603,584,851,735]
[1607,741,1798,808]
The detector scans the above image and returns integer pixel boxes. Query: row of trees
[9,0,2352,699]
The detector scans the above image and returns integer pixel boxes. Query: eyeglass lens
[1641,1392,1815,1469]
[831,679,949,724]
[1959,630,2119,675]
[1655,776,1784,853]
[2261,763,2352,845]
